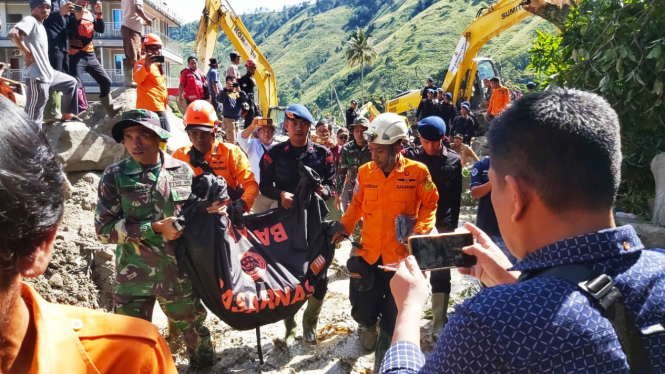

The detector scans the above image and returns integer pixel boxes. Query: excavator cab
[267,106,289,142]
[469,57,499,110]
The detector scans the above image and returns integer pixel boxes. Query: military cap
[112,109,170,143]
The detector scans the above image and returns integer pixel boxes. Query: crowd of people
[1,4,664,372]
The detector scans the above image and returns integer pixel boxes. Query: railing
[92,22,182,55]
[144,26,183,55]
[8,69,179,89]
[2,23,19,37]
[144,0,183,25]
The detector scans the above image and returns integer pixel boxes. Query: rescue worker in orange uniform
[485,76,511,122]
[331,113,438,372]
[173,100,258,217]
[0,98,176,374]
[134,33,170,132]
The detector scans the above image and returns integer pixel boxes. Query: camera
[153,55,165,63]
[232,82,240,88]
[74,4,83,12]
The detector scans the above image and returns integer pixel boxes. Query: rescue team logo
[471,168,479,177]
[262,154,273,164]
[240,252,266,281]
[397,178,417,183]
[423,180,435,192]
[219,280,316,313]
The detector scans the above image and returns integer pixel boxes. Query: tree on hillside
[345,27,378,106]
[529,0,665,216]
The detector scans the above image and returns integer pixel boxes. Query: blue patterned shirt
[381,225,665,373]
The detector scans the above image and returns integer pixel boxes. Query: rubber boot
[302,296,324,345]
[431,293,450,340]
[373,329,392,373]
[284,315,297,344]
[123,65,136,87]
[358,323,378,351]
[100,95,120,118]
[43,91,62,123]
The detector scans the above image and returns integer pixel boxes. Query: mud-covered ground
[27,171,480,373]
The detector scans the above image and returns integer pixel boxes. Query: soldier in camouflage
[95,109,217,368]
[335,117,372,212]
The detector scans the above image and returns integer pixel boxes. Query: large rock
[652,153,665,226]
[79,87,190,153]
[43,121,126,172]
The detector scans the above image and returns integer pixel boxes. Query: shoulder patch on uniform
[262,153,273,164]
[423,180,435,192]
[471,168,479,177]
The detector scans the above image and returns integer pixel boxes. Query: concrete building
[0,0,184,93]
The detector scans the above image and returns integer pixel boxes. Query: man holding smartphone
[134,34,169,132]
[330,113,438,372]
[382,89,665,374]
[218,75,248,143]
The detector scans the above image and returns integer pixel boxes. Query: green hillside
[171,0,555,118]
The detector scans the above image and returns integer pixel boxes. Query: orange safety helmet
[184,100,218,132]
[245,59,256,68]
[143,33,163,47]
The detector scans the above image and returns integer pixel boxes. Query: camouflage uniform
[337,139,372,210]
[94,151,214,366]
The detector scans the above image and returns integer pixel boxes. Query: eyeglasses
[362,132,378,142]
[338,135,349,140]
[316,130,330,136]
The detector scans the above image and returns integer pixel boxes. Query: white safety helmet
[363,113,408,145]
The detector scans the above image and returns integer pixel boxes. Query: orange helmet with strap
[143,33,163,47]
[184,100,218,132]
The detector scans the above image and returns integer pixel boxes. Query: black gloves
[227,199,246,227]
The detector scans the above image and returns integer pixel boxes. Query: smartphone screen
[257,118,273,126]
[154,55,165,63]
[408,232,477,271]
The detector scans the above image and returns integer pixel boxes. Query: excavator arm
[193,0,278,117]
[386,0,531,114]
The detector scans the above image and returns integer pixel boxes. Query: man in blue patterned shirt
[381,88,665,374]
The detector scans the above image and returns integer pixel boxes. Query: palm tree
[345,27,378,106]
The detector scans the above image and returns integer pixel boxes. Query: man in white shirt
[121,0,151,86]
[238,117,277,213]
[226,51,240,81]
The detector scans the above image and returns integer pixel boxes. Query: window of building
[114,54,124,75]
[113,9,122,30]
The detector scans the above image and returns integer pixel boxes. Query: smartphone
[74,4,83,12]
[408,232,477,271]
[232,82,240,88]
[257,118,273,126]
[153,55,165,63]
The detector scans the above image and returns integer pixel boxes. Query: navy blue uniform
[470,158,500,238]
[451,116,476,145]
[404,146,463,294]
[436,102,456,136]
[259,139,336,203]
[416,99,437,121]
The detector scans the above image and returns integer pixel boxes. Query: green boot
[373,329,392,373]
[358,323,378,351]
[123,65,136,87]
[284,315,297,344]
[431,293,450,340]
[43,91,62,123]
[302,296,324,345]
[100,95,120,117]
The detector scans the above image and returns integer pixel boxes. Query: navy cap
[427,88,436,94]
[285,104,315,124]
[444,92,453,99]
[427,77,434,82]
[526,82,536,89]
[461,101,471,110]
[351,99,358,104]
[417,116,446,141]
[436,88,444,93]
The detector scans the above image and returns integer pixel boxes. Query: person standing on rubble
[67,0,120,116]
[95,109,216,369]
[259,104,336,345]
[330,113,438,372]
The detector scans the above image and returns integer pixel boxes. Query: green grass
[173,0,555,118]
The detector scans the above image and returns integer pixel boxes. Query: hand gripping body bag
[175,164,335,330]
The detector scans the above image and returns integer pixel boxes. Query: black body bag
[175,164,334,330]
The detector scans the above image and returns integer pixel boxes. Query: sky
[171,0,309,24]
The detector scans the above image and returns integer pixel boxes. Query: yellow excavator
[193,0,286,125]
[385,0,531,116]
